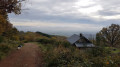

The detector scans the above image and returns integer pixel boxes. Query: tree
[0,0,25,37]
[97,24,120,47]
[2,27,19,40]
[0,13,13,35]
[0,0,25,14]
[96,33,101,46]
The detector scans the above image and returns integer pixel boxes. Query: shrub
[0,44,10,53]
[0,36,3,43]
[37,38,54,44]
[88,47,111,57]
[0,44,11,60]
[37,35,120,67]
[43,45,89,67]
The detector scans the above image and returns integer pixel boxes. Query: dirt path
[0,43,43,67]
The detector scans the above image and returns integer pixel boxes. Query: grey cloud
[9,8,100,25]
[8,0,120,36]
[96,0,120,16]
[99,10,120,16]
[9,0,120,22]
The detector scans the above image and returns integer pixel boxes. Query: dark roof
[67,34,79,44]
[67,34,95,47]
[79,34,91,43]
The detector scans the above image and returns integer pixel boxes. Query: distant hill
[35,31,52,38]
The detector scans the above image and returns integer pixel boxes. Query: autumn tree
[0,0,25,40]
[97,24,120,47]
[2,27,19,40]
[0,14,13,35]
[0,0,25,14]
[96,33,101,46]
[0,0,25,32]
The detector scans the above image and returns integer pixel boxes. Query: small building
[67,34,95,48]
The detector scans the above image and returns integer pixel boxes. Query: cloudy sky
[8,0,120,36]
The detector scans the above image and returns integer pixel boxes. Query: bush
[41,44,88,67]
[23,40,28,43]
[37,38,54,44]
[0,36,3,43]
[0,44,11,60]
[88,47,111,57]
[37,35,120,67]
[0,45,10,53]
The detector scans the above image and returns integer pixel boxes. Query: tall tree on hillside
[97,24,120,47]
[0,0,25,40]
[0,0,25,14]
[0,13,13,35]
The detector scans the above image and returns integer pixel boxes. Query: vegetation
[0,1,120,66]
[35,24,120,67]
[96,24,120,47]
[38,39,120,67]
[0,0,25,60]
[0,0,25,14]
[36,31,52,38]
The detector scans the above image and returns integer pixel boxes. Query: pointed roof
[67,34,95,48]
[79,34,91,43]
[67,34,79,44]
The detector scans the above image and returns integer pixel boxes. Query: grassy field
[105,47,120,54]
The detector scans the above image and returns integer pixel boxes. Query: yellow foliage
[106,61,109,65]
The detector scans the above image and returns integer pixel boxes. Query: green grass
[111,48,120,53]
[0,41,23,60]
[105,47,120,54]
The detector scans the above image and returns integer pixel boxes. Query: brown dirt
[0,43,43,67]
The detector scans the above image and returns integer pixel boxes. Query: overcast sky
[8,0,120,36]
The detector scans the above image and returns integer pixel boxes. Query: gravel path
[0,43,43,67]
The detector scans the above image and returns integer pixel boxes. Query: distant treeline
[36,31,52,38]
